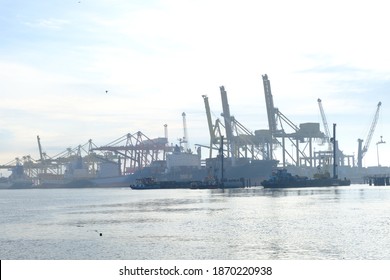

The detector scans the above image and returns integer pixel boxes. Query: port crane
[316,98,335,170]
[201,88,270,161]
[357,101,382,168]
[316,99,355,168]
[262,74,324,167]
[262,74,300,136]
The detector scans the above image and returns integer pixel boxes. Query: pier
[364,175,390,186]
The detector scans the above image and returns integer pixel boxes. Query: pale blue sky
[1,0,390,167]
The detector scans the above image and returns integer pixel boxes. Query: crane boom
[262,74,278,133]
[357,101,382,168]
[220,86,235,161]
[202,95,215,144]
[317,99,331,139]
[317,98,332,151]
[37,135,44,161]
[363,101,382,153]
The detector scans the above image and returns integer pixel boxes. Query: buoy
[100,233,102,236]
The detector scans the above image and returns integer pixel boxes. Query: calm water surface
[1,185,390,259]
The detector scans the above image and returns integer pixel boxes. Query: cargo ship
[36,157,131,188]
[0,165,33,189]
[130,147,268,189]
[128,148,277,187]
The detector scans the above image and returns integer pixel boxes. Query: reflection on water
[1,185,390,259]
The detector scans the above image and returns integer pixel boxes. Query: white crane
[357,101,382,168]
[317,98,332,150]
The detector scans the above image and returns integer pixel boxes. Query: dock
[364,175,390,186]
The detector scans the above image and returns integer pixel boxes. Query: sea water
[1,185,390,260]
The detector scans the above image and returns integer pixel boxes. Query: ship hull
[0,178,33,189]
[261,168,351,188]
[0,182,34,189]
[130,158,278,186]
[262,178,351,188]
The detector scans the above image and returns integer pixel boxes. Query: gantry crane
[262,74,314,166]
[201,89,269,161]
[357,101,382,168]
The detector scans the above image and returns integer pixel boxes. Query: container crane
[262,74,307,166]
[201,90,268,161]
[357,101,382,168]
[262,74,301,136]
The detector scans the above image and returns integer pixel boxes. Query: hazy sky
[1,0,390,167]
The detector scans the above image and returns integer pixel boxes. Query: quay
[364,175,390,186]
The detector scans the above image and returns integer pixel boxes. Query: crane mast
[357,101,382,168]
[181,112,189,152]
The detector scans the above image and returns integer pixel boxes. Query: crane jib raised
[357,101,382,168]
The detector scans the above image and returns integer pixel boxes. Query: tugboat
[261,169,350,188]
[261,123,351,188]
